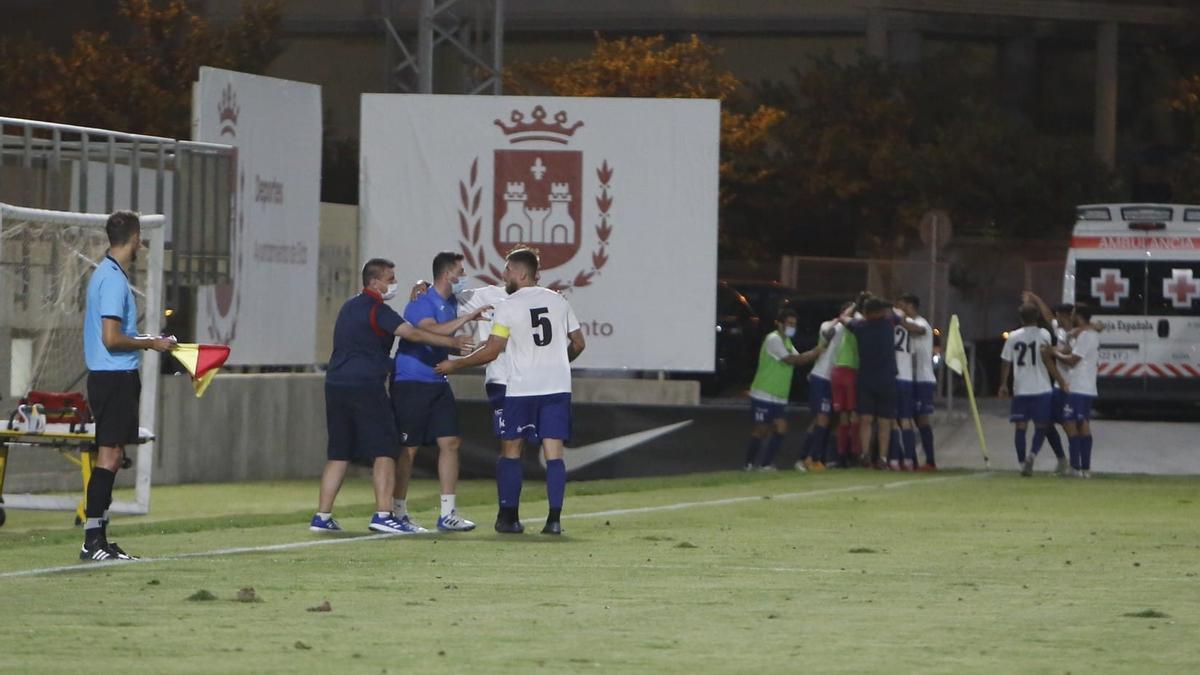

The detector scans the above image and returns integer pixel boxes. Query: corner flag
[945,315,989,467]
[169,344,231,398]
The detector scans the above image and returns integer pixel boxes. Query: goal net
[0,202,164,516]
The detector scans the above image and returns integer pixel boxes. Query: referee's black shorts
[87,370,141,447]
[325,383,400,462]
[391,380,460,447]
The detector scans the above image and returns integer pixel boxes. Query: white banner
[192,67,321,365]
[360,94,719,371]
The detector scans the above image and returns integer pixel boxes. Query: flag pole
[945,315,990,469]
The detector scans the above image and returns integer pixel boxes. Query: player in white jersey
[1053,304,1100,477]
[896,294,936,470]
[999,303,1069,470]
[436,248,585,535]
[456,282,512,432]
[1023,291,1073,474]
[794,314,844,471]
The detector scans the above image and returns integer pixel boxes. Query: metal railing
[0,116,236,307]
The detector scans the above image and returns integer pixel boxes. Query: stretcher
[0,423,154,527]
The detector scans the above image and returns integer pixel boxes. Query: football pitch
[1,470,1197,673]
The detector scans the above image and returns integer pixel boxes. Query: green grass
[1,470,1198,673]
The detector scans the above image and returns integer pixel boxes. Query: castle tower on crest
[544,182,575,244]
[499,181,528,244]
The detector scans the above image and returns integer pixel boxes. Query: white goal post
[0,202,165,516]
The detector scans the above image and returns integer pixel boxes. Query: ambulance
[1064,204,1200,404]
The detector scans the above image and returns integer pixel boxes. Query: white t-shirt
[894,319,915,382]
[1067,329,1100,396]
[1000,326,1053,396]
[810,321,840,381]
[490,286,580,397]
[911,316,936,384]
[1050,318,1070,346]
[457,285,511,385]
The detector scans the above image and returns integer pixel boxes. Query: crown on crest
[493,105,583,144]
[218,83,239,134]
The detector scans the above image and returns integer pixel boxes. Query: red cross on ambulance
[1163,268,1200,308]
[1091,268,1129,307]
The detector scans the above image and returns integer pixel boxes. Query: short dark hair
[1052,303,1074,315]
[432,251,464,280]
[776,308,798,324]
[362,258,394,287]
[106,210,140,247]
[1075,303,1094,321]
[898,292,920,309]
[506,247,540,277]
[1019,303,1040,324]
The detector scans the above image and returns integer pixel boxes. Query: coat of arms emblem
[458,105,613,290]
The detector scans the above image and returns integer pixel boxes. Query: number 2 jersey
[490,286,581,397]
[1000,325,1053,396]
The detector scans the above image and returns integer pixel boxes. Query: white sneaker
[793,460,808,472]
[388,514,430,534]
[742,463,755,472]
[757,465,777,472]
[437,510,476,532]
[1055,457,1069,475]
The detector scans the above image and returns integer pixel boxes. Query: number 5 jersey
[489,286,581,397]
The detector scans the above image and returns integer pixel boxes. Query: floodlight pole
[383,0,505,95]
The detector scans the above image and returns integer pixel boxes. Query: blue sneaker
[370,513,428,534]
[310,514,342,533]
[436,510,476,532]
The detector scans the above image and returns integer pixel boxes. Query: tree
[751,52,1118,257]
[507,34,784,260]
[0,0,282,138]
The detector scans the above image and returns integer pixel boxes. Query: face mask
[784,327,797,338]
[451,278,467,295]
[381,283,399,300]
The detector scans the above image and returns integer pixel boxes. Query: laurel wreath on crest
[457,156,613,291]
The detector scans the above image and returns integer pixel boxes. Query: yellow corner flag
[169,343,231,398]
[945,315,990,467]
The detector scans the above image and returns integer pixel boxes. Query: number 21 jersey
[1000,326,1052,396]
[490,286,581,397]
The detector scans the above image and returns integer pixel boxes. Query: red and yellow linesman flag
[945,315,990,467]
[169,344,231,398]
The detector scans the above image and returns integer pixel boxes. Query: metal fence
[0,116,236,308]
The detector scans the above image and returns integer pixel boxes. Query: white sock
[392,499,407,517]
[440,494,455,517]
[315,511,332,521]
[375,511,390,518]
[84,517,104,530]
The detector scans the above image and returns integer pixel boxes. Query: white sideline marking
[0,473,980,580]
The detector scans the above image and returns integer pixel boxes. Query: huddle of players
[312,245,585,536]
[745,291,938,472]
[999,293,1099,478]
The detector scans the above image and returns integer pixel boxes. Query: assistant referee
[81,211,172,561]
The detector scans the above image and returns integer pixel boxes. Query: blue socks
[1031,428,1047,456]
[1068,435,1081,470]
[1081,435,1094,470]
[901,428,917,464]
[497,457,523,509]
[758,433,784,467]
[888,429,901,462]
[1014,428,1027,464]
[918,424,935,465]
[1045,426,1065,459]
[545,459,566,509]
[744,437,761,466]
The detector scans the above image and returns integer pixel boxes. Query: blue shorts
[807,376,832,416]
[391,380,460,446]
[914,382,936,417]
[325,383,400,461]
[1062,393,1095,423]
[750,397,787,424]
[1010,393,1053,425]
[1050,388,1066,424]
[486,382,506,438]
[894,379,915,419]
[501,393,572,443]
